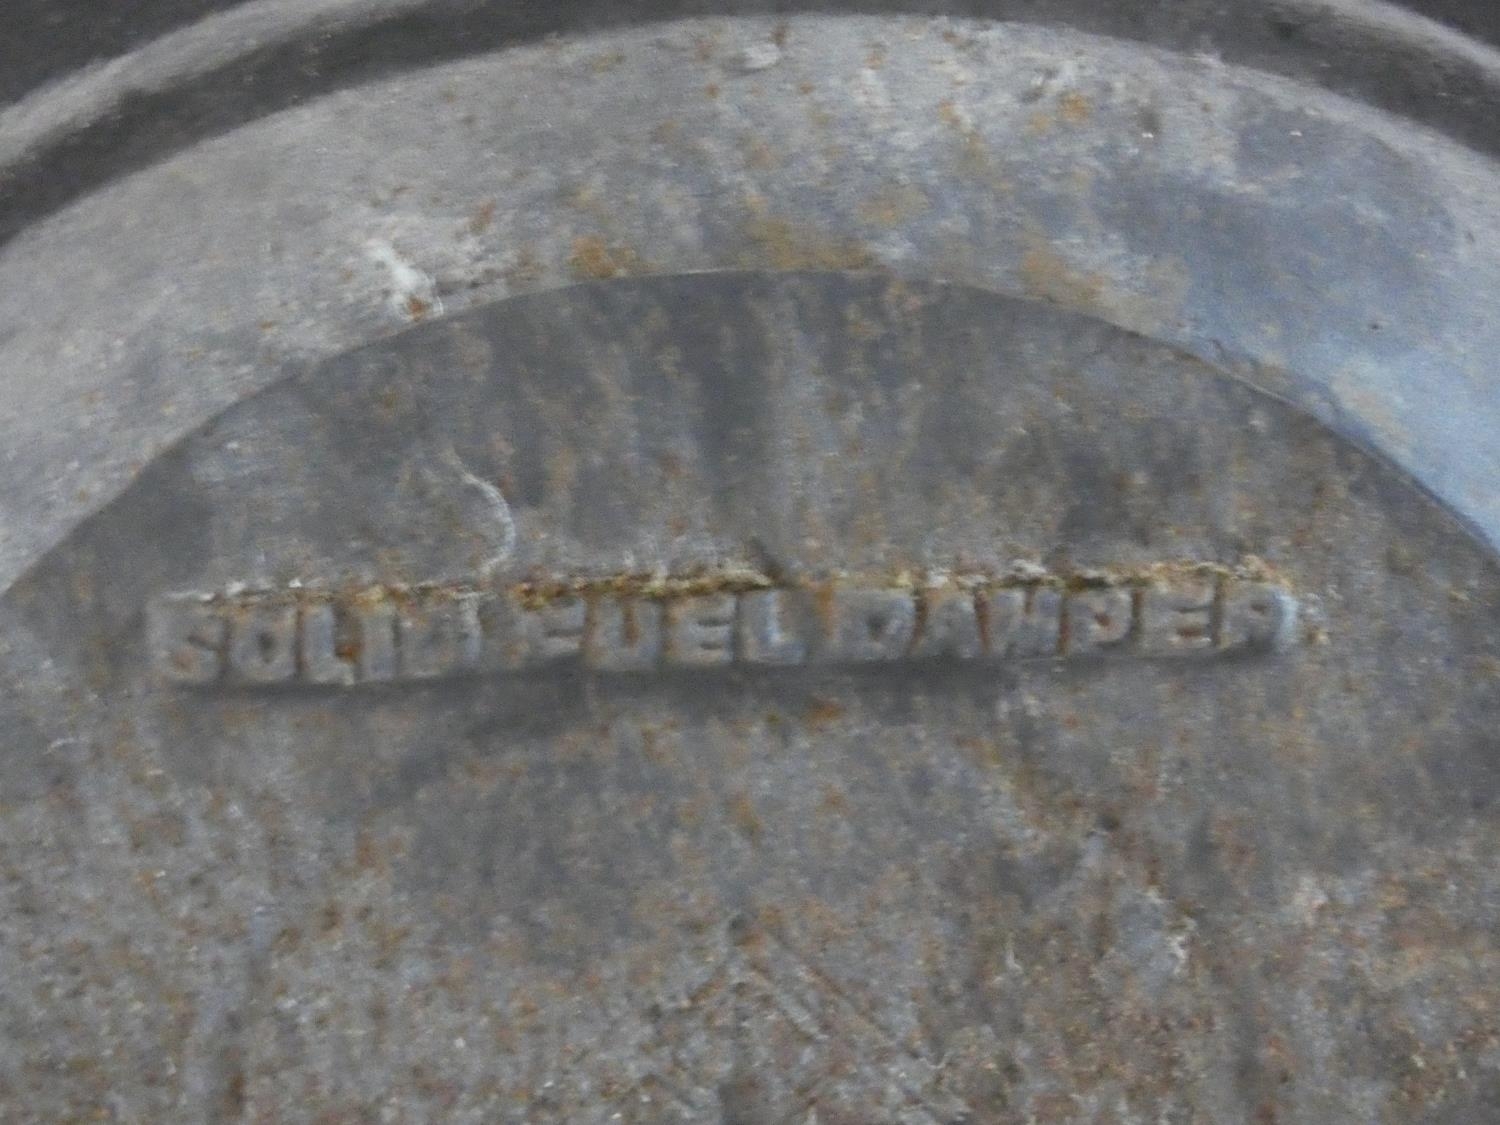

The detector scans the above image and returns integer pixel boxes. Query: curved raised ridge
[3,0,1500,250]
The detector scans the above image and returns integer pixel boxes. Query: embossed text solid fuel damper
[6,4,1500,1123]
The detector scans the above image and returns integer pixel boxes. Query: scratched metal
[3,271,1500,1121]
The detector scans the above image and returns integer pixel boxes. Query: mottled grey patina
[4,6,1500,1124]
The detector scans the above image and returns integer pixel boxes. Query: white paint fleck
[442,446,517,577]
[736,42,782,72]
[365,238,443,320]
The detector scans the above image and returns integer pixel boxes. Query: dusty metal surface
[4,6,1500,1124]
[7,15,1500,592]
[6,272,1500,1121]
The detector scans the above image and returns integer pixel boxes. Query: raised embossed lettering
[822,588,917,663]
[1139,579,1218,656]
[228,603,298,685]
[301,603,357,687]
[399,592,482,680]
[737,590,808,665]
[987,588,1063,658]
[666,595,737,668]
[1220,582,1296,651]
[353,600,399,682]
[585,596,663,671]
[525,597,586,663]
[149,563,1300,690]
[913,587,984,660]
[1065,589,1135,655]
[149,597,227,684]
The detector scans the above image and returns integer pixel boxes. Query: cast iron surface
[4,5,1500,1124]
[5,0,1500,251]
[6,272,1500,1121]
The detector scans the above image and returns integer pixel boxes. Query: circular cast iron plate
[4,272,1500,1121]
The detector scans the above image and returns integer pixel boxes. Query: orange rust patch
[812,584,838,633]
[804,697,847,728]
[741,216,876,271]
[514,567,774,610]
[1059,91,1093,124]
[568,235,647,281]
[855,185,930,228]
[1027,109,1056,136]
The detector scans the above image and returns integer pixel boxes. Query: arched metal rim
[3,0,1500,249]
[3,7,1500,600]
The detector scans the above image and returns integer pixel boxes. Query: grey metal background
[5,3,1500,1122]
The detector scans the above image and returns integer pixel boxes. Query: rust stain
[726,791,763,842]
[855,185,930,228]
[189,557,1284,612]
[813,583,838,634]
[936,98,999,180]
[819,785,851,816]
[568,235,648,281]
[1059,91,1093,124]
[1028,91,1094,137]
[516,566,775,610]
[741,216,876,271]
[374,385,405,418]
[743,137,779,170]
[505,245,543,286]
[1020,243,1106,312]
[804,697,847,728]
[468,200,496,236]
